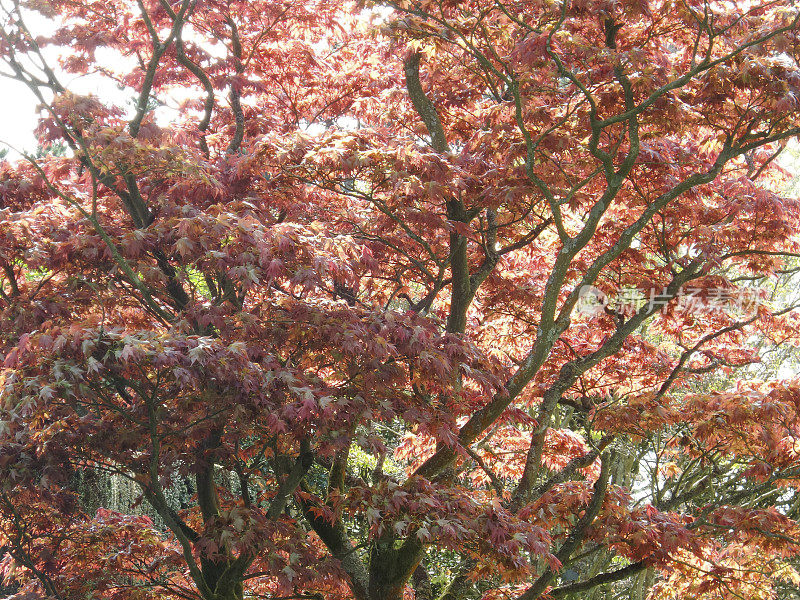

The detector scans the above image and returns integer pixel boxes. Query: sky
[0,4,194,158]
[0,76,38,153]
[0,6,54,155]
[0,67,145,158]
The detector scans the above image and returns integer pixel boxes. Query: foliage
[1,1,800,600]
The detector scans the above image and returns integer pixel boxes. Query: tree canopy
[2,1,800,599]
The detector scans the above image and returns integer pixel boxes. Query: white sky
[0,76,38,153]
[0,69,132,155]
[0,6,53,154]
[0,7,174,157]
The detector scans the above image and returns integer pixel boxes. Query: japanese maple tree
[2,0,800,599]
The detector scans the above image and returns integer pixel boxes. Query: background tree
[1,1,800,600]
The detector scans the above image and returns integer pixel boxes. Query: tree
[1,0,800,599]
